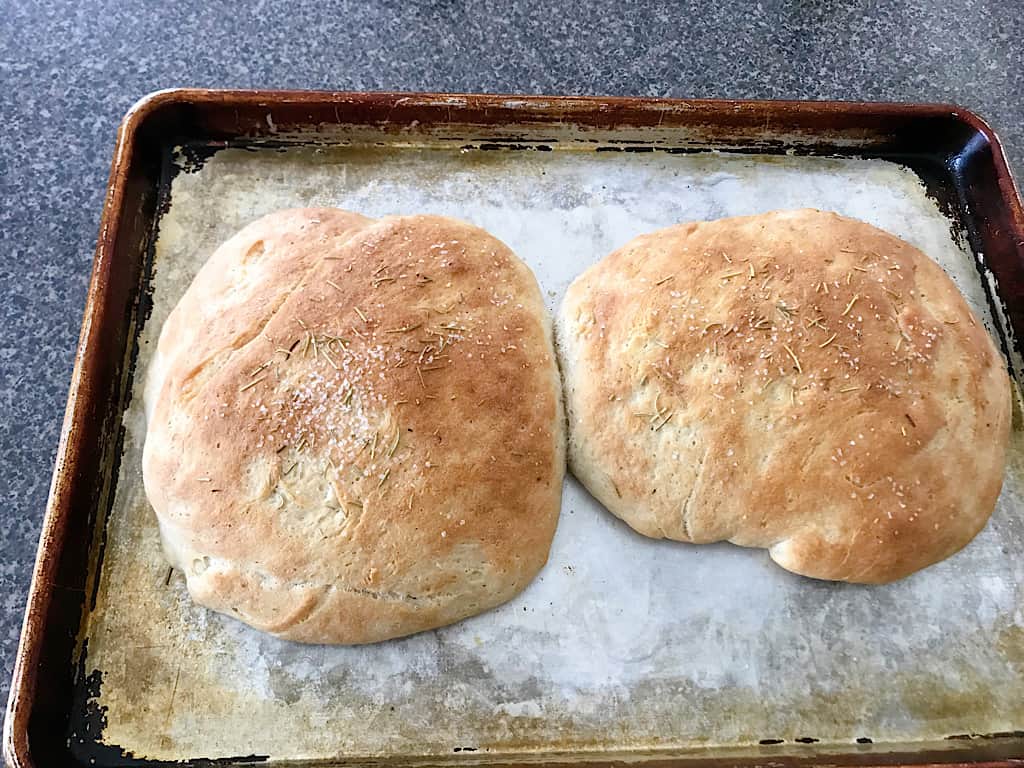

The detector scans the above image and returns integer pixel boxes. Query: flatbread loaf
[143,209,564,643]
[557,209,1010,583]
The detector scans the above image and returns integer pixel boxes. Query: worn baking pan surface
[7,91,1024,768]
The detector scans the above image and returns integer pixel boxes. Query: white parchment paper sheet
[79,145,1024,761]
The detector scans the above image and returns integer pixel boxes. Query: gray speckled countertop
[1,0,1021,715]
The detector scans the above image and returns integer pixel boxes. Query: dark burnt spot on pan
[458,142,554,152]
[596,142,795,154]
[946,730,1024,740]
[175,141,228,174]
[67,641,270,768]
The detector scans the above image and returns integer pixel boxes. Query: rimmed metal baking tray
[5,90,1024,768]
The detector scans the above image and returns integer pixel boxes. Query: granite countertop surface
[1,0,1021,714]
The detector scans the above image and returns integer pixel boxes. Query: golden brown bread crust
[557,209,1011,583]
[143,208,564,643]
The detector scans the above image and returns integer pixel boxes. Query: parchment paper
[77,143,1024,761]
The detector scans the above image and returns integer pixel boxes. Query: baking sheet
[77,143,1024,761]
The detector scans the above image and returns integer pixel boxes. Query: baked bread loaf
[557,209,1010,583]
[143,209,564,643]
